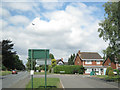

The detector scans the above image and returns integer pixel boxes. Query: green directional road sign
[28,49,49,89]
[28,49,49,59]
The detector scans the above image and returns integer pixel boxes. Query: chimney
[61,58,63,61]
[78,50,81,54]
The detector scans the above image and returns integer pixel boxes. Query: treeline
[1,40,25,70]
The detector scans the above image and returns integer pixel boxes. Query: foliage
[48,65,52,73]
[98,2,120,62]
[2,65,6,71]
[40,65,48,71]
[53,65,84,74]
[26,59,36,70]
[49,53,55,59]
[51,59,57,67]
[2,40,25,70]
[114,69,119,75]
[106,67,113,75]
[108,70,114,77]
[68,53,75,65]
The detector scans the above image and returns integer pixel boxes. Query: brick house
[74,50,104,75]
[103,57,120,70]
[56,58,64,65]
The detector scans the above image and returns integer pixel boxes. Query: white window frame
[85,61,92,64]
[96,61,100,64]
[85,68,92,73]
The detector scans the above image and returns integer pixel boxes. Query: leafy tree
[26,58,36,70]
[98,2,120,62]
[68,53,75,65]
[2,40,25,70]
[51,59,56,67]
[49,53,55,59]
[2,40,16,69]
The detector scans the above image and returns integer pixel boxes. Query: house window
[85,68,92,73]
[77,61,79,64]
[96,61,100,64]
[85,61,92,64]
[108,63,111,66]
[119,64,120,66]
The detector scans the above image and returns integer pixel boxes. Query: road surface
[1,71,29,89]
[34,74,119,88]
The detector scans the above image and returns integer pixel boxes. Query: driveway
[34,74,119,88]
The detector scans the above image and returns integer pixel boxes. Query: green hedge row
[53,65,84,74]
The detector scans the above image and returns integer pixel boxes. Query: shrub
[114,69,119,75]
[108,70,114,77]
[106,67,113,75]
[2,65,6,71]
[48,65,52,73]
[53,65,84,74]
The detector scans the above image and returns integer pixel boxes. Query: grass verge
[96,75,120,82]
[0,71,11,76]
[26,78,62,89]
[34,72,53,75]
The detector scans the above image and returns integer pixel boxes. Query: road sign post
[28,49,49,89]
[45,50,47,88]
[30,49,33,89]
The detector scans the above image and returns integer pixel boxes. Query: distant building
[56,58,64,65]
[74,50,104,75]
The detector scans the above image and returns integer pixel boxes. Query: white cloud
[0,8,11,18]
[8,15,30,26]
[2,2,108,64]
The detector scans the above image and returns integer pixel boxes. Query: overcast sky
[1,0,109,64]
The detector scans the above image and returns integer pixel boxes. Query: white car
[113,71,117,75]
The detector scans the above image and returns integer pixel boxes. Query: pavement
[34,74,119,88]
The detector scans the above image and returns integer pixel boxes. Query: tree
[98,2,120,62]
[51,59,56,67]
[2,40,16,69]
[2,40,25,70]
[49,53,55,59]
[26,58,36,70]
[68,53,75,65]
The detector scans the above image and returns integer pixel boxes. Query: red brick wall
[104,58,116,69]
[83,61,103,66]
[74,54,83,65]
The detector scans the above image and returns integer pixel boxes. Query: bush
[108,70,114,77]
[2,65,7,71]
[48,65,52,73]
[114,69,119,75]
[53,65,84,74]
[106,67,113,75]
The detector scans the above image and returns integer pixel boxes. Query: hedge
[106,67,113,75]
[53,65,84,74]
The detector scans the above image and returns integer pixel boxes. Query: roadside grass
[34,72,53,75]
[96,75,108,78]
[26,78,61,89]
[0,71,11,76]
[96,75,120,82]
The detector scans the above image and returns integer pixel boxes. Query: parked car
[12,70,17,74]
[113,71,117,75]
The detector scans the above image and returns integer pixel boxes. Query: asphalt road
[34,74,119,88]
[1,71,29,89]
